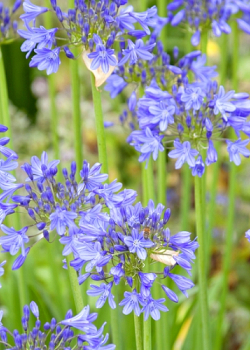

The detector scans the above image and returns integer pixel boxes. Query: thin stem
[201,30,208,55]
[144,263,151,350]
[70,58,83,179]
[44,1,61,169]
[180,31,193,232]
[134,313,143,350]
[180,163,192,230]
[143,158,154,350]
[157,0,167,49]
[90,73,108,174]
[142,164,148,207]
[214,20,239,350]
[66,254,84,313]
[195,176,210,350]
[110,287,121,350]
[0,46,11,137]
[207,34,228,273]
[145,157,155,203]
[157,151,166,205]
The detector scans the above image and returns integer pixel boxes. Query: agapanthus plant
[0,301,115,349]
[126,70,250,174]
[167,0,250,46]
[64,200,198,321]
[0,0,22,44]
[104,36,250,175]
[0,123,198,321]
[17,0,164,85]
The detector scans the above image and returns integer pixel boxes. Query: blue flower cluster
[167,0,250,46]
[70,200,198,321]
[0,151,136,270]
[126,71,250,174]
[0,0,21,43]
[105,41,208,99]
[18,0,162,77]
[0,125,198,321]
[0,301,115,350]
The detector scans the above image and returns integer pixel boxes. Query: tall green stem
[70,58,83,178]
[0,46,12,137]
[66,254,84,313]
[214,21,239,350]
[110,287,121,350]
[146,157,155,202]
[195,176,210,350]
[157,151,166,205]
[90,73,108,174]
[157,0,167,49]
[0,45,27,310]
[201,31,208,55]
[206,34,228,273]
[44,1,61,171]
[143,158,154,350]
[181,33,193,231]
[68,3,83,178]
[134,313,143,350]
[181,163,192,230]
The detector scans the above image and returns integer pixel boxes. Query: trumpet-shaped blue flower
[50,207,77,236]
[29,47,61,75]
[20,0,48,23]
[87,283,116,309]
[191,155,205,177]
[22,151,60,182]
[88,35,117,74]
[227,139,250,165]
[119,39,155,65]
[79,161,108,192]
[119,289,143,316]
[141,297,168,321]
[0,225,29,256]
[60,305,97,333]
[124,228,154,260]
[181,86,206,111]
[18,26,58,58]
[169,140,199,169]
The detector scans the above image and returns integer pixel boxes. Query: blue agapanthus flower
[123,54,250,174]
[0,301,115,350]
[18,0,160,79]
[0,0,22,43]
[66,199,198,321]
[167,0,249,45]
[0,125,197,320]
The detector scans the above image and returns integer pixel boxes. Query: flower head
[18,0,159,80]
[0,301,114,349]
